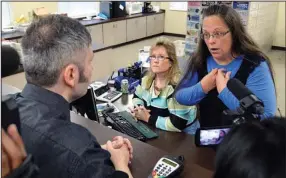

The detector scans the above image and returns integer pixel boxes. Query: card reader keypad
[153,162,176,177]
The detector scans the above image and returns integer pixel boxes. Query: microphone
[227,78,264,115]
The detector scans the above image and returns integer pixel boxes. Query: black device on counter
[103,111,158,141]
[100,1,127,19]
[148,155,184,178]
[143,2,153,13]
[2,95,21,134]
[70,87,100,122]
[195,126,232,147]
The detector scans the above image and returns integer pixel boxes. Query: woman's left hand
[132,106,151,123]
[216,68,231,93]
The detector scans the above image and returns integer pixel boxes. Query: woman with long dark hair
[175,5,276,129]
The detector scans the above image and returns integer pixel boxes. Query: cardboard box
[33,7,49,19]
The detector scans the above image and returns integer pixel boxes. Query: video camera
[195,78,264,147]
[2,95,21,133]
[2,95,40,177]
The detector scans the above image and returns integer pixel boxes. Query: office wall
[273,2,285,47]
[2,72,26,90]
[9,2,58,21]
[9,2,188,35]
[157,2,187,35]
[247,2,279,52]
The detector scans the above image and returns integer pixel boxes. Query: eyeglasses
[200,30,230,40]
[149,55,171,61]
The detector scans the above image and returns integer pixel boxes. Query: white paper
[119,4,124,11]
[169,2,188,11]
[138,50,150,68]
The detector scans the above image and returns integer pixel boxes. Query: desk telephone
[89,82,122,102]
[148,155,184,178]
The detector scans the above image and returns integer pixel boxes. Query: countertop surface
[2,10,165,40]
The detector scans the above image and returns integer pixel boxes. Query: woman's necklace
[154,79,165,92]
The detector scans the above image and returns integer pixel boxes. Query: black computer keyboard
[103,111,158,142]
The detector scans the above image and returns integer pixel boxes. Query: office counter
[71,112,214,178]
[2,10,165,79]
[71,111,168,178]
[1,83,215,177]
[112,94,216,171]
[72,93,215,177]
[2,10,165,44]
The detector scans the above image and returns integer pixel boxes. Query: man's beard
[78,65,89,83]
[70,66,90,102]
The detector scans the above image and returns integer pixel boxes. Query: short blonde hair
[145,37,181,89]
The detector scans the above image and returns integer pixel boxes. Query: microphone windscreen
[227,78,253,100]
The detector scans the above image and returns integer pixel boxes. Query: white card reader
[148,155,184,178]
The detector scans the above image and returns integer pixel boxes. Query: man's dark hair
[214,117,286,178]
[21,15,92,87]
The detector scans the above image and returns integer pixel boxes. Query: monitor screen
[200,128,230,145]
[70,88,99,122]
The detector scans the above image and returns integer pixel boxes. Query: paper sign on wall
[169,2,188,11]
[233,2,249,26]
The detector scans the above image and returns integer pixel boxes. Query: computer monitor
[70,87,100,122]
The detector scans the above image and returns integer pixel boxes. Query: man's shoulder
[54,121,102,152]
[21,112,101,154]
[21,120,113,177]
[13,92,46,111]
[13,92,58,127]
[13,92,104,157]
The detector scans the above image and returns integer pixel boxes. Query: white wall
[158,1,284,50]
[247,2,279,51]
[273,2,285,47]
[9,2,57,21]
[155,2,187,35]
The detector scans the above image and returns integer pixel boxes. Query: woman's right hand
[200,68,218,93]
